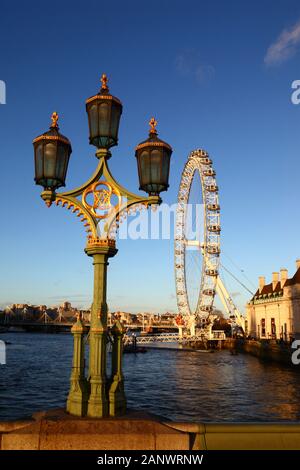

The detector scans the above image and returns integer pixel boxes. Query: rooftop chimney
[280,268,288,288]
[258,276,265,293]
[272,272,279,290]
[296,259,300,271]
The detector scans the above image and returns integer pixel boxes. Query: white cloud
[174,49,215,83]
[195,65,215,83]
[264,19,300,66]
[175,52,192,76]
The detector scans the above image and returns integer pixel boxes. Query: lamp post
[33,74,172,418]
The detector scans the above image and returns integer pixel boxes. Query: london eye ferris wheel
[174,149,221,331]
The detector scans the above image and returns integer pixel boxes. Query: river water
[0,332,300,422]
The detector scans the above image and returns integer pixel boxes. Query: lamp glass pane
[111,103,121,140]
[99,102,109,136]
[150,149,161,183]
[140,150,150,185]
[35,143,44,180]
[44,142,57,178]
[90,104,98,138]
[161,151,170,183]
[56,144,67,182]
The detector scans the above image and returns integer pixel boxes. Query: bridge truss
[125,330,226,345]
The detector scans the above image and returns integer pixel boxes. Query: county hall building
[246,260,300,341]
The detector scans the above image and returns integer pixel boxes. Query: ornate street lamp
[135,117,172,196]
[86,73,122,150]
[33,74,172,419]
[33,112,72,206]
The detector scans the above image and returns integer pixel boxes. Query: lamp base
[41,189,56,207]
[95,148,111,160]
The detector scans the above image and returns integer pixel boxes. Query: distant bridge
[126,331,226,344]
[0,320,178,333]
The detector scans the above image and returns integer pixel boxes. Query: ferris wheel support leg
[189,316,196,337]
[216,276,245,330]
[215,277,231,316]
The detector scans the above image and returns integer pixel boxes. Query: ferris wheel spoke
[189,251,202,272]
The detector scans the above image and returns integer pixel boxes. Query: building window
[261,318,266,337]
[271,318,276,339]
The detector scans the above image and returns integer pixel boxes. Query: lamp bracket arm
[49,154,161,241]
[54,193,98,238]
[58,158,104,199]
[103,194,161,238]
[100,157,161,238]
[102,157,161,204]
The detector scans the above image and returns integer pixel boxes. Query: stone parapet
[0,409,300,450]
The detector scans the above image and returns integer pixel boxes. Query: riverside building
[246,260,300,341]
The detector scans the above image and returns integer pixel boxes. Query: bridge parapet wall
[0,409,300,450]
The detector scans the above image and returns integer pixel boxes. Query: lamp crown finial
[100,73,109,92]
[149,117,158,135]
[50,112,59,129]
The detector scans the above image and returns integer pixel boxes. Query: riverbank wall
[237,339,296,366]
[188,337,298,366]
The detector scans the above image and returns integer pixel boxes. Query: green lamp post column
[66,313,88,416]
[85,242,117,418]
[109,319,127,417]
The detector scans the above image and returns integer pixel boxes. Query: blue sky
[0,0,300,313]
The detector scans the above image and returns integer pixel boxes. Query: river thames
[0,332,300,422]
